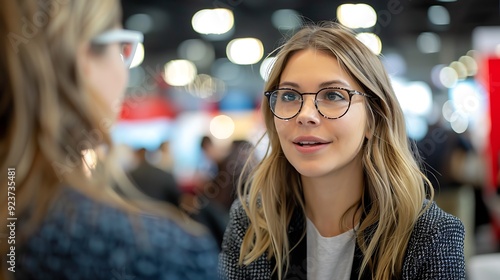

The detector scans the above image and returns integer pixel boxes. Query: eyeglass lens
[120,43,134,66]
[269,88,351,119]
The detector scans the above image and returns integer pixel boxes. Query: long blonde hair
[1,0,121,233]
[238,22,433,279]
[0,1,197,273]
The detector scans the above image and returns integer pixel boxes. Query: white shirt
[306,217,356,280]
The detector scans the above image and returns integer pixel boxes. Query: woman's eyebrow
[278,80,351,89]
[318,80,351,88]
[277,81,299,88]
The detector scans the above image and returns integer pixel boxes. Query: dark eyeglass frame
[264,87,373,120]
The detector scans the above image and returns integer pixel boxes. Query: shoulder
[219,199,273,280]
[222,199,251,245]
[73,188,218,252]
[19,188,218,279]
[229,198,249,221]
[402,200,466,279]
[408,200,465,251]
[412,200,465,238]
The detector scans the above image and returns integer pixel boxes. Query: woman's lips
[293,142,329,153]
[292,137,331,153]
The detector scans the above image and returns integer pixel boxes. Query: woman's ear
[365,124,373,140]
[77,43,104,92]
[77,43,92,76]
[364,106,375,140]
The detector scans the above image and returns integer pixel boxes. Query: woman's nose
[296,96,320,125]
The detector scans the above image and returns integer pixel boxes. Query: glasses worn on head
[92,29,144,68]
[264,87,372,120]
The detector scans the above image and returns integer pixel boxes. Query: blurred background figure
[179,136,258,250]
[199,135,230,180]
[200,137,258,212]
[126,147,181,206]
[156,140,176,172]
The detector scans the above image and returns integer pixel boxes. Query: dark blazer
[219,199,465,280]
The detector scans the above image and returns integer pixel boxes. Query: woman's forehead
[278,49,359,90]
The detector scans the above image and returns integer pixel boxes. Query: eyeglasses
[264,87,372,120]
[92,29,144,68]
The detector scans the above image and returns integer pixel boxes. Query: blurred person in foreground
[0,1,218,279]
[219,22,465,280]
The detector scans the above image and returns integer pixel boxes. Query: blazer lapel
[270,207,307,280]
[285,227,307,280]
[350,243,368,280]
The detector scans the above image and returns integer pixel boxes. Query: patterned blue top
[16,188,219,280]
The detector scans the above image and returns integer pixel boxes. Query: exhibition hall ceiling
[120,0,500,87]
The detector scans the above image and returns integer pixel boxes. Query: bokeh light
[337,4,377,29]
[164,60,197,86]
[356,33,382,55]
[259,57,277,81]
[210,115,235,139]
[130,43,144,68]
[439,66,458,88]
[226,38,264,65]
[428,5,450,25]
[417,32,441,54]
[192,9,234,35]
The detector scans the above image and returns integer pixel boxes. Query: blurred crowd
[118,128,500,258]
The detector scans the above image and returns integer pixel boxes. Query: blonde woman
[219,23,465,280]
[0,1,218,279]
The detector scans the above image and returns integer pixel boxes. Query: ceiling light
[192,9,234,35]
[259,57,277,81]
[450,61,467,80]
[226,38,264,65]
[417,32,441,53]
[210,115,235,139]
[337,4,377,29]
[163,60,197,86]
[428,5,450,25]
[356,33,382,55]
[439,66,458,88]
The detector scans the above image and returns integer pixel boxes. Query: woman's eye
[324,91,345,101]
[281,92,299,102]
